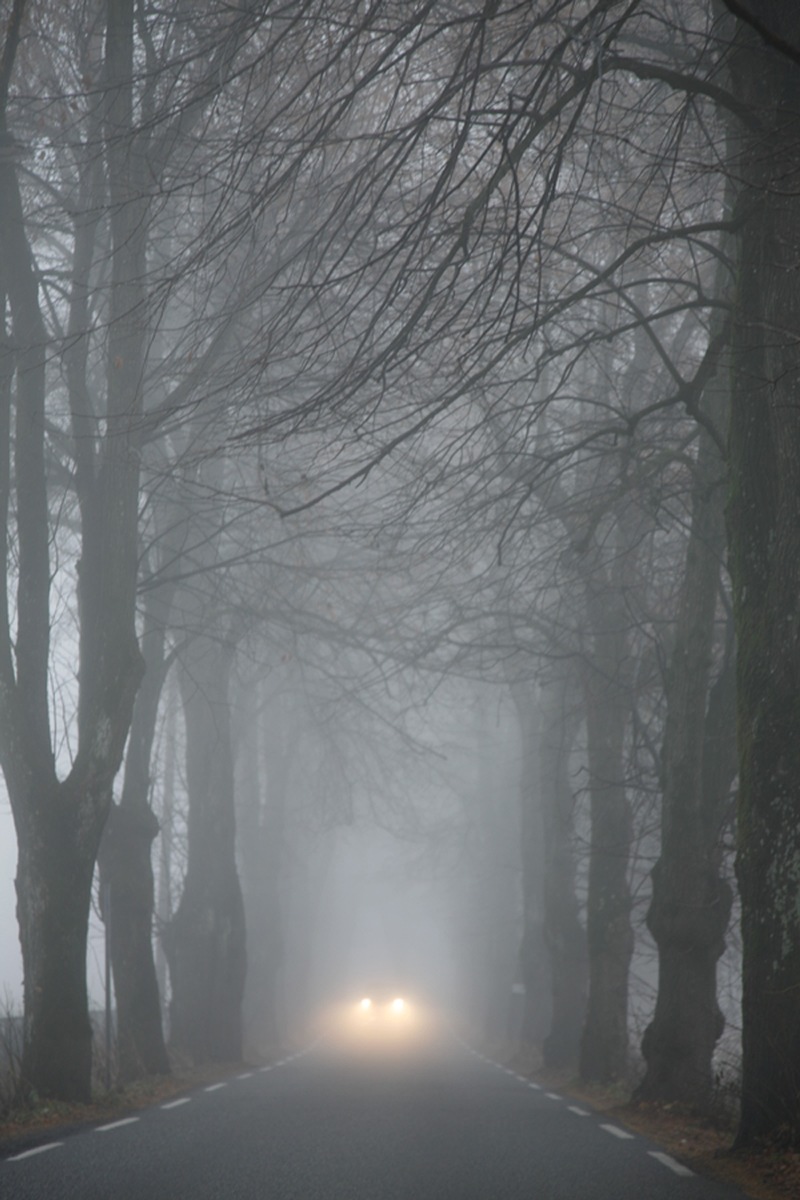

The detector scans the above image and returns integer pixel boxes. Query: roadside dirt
[0,1059,248,1153]
[530,1066,800,1200]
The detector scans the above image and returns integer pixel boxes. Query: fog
[228,672,526,1057]
[3,3,800,1181]
[0,668,525,1048]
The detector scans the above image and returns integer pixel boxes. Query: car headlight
[359,997,372,1011]
[391,997,405,1014]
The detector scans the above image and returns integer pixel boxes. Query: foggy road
[1,1037,744,1200]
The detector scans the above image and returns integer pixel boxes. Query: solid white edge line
[96,1117,140,1133]
[8,1142,63,1161]
[648,1151,694,1177]
[600,1124,634,1140]
[204,1083,226,1092]
[568,1106,590,1116]
[161,1098,191,1110]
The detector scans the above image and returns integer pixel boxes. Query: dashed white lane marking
[8,1142,63,1161]
[600,1124,634,1140]
[5,1047,322,1162]
[648,1151,694,1177]
[96,1117,140,1133]
[455,1044,702,1177]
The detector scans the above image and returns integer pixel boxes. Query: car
[321,984,439,1048]
[355,990,409,1021]
[338,985,422,1043]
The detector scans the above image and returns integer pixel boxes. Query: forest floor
[521,1059,800,1200]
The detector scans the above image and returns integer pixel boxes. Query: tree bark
[724,6,800,1148]
[155,676,178,1029]
[0,0,143,1102]
[539,677,588,1068]
[99,801,168,1082]
[511,673,587,1063]
[579,586,634,1084]
[14,785,100,1101]
[165,638,247,1063]
[98,520,186,1082]
[97,578,173,1082]
[512,684,550,1049]
[636,389,735,1109]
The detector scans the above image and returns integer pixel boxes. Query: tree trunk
[0,0,143,1102]
[165,638,246,1063]
[725,7,800,1148]
[155,678,178,1029]
[15,785,103,1102]
[237,678,286,1058]
[514,687,551,1048]
[579,589,633,1084]
[636,383,735,1109]
[98,562,178,1082]
[539,678,587,1068]
[99,800,169,1081]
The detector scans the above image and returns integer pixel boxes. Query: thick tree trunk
[165,639,246,1063]
[725,9,800,1148]
[473,690,520,1044]
[15,786,105,1102]
[539,679,587,1068]
[512,674,587,1063]
[636,390,734,1109]
[98,569,178,1082]
[0,2,143,1102]
[155,682,177,1028]
[99,801,169,1081]
[579,592,633,1084]
[511,683,550,1049]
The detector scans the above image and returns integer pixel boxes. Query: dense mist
[0,4,799,1195]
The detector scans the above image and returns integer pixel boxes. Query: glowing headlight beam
[360,997,372,1011]
[391,997,405,1014]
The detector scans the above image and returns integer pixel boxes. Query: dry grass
[530,1066,800,1200]
[0,1060,247,1154]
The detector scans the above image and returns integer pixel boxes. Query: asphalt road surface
[1,1037,745,1199]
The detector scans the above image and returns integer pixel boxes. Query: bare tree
[720,2,800,1149]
